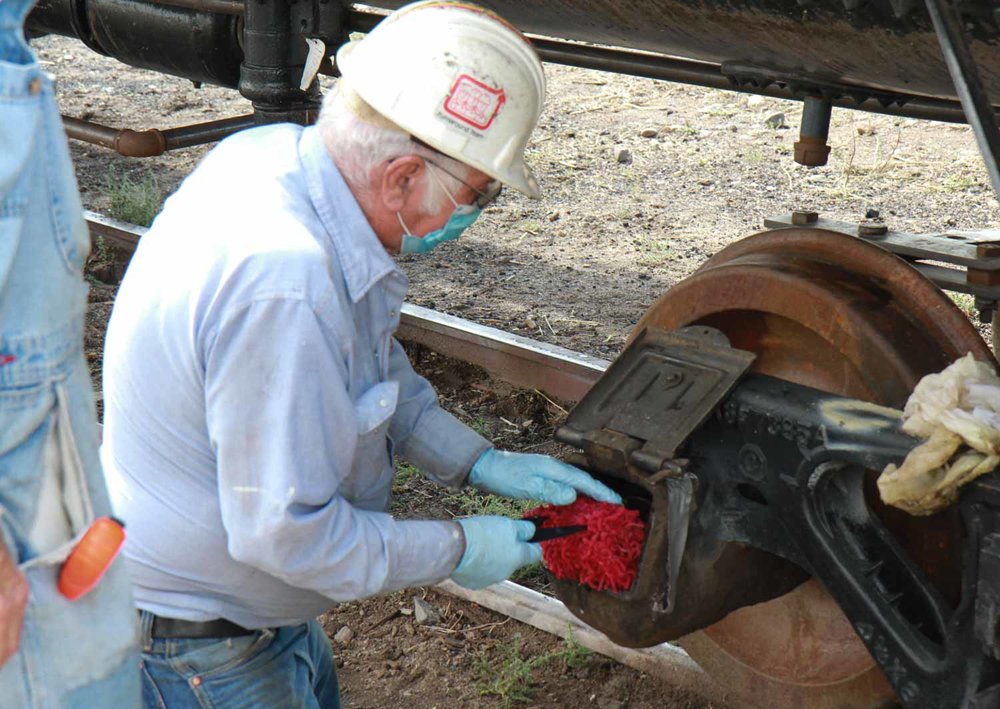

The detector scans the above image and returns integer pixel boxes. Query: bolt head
[977,242,1000,259]
[792,210,819,225]
[858,220,889,238]
[793,139,831,167]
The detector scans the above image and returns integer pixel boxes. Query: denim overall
[0,2,140,705]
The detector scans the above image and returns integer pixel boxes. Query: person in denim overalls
[0,1,140,705]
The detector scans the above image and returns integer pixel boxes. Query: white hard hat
[335,1,546,198]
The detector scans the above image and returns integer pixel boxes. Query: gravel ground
[33,29,1000,709]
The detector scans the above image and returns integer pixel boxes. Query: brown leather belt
[144,612,256,639]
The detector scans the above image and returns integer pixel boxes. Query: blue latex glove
[469,449,623,506]
[451,517,542,590]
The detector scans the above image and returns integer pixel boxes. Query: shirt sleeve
[204,297,465,601]
[386,337,492,488]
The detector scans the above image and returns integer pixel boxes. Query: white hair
[317,84,470,215]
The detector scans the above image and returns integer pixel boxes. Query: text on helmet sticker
[444,74,506,131]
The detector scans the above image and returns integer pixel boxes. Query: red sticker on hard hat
[444,74,506,131]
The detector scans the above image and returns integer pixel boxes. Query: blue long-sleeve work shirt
[101,124,491,628]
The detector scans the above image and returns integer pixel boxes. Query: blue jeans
[0,0,141,706]
[138,612,340,708]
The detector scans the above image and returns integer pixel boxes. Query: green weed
[941,173,976,193]
[636,234,671,265]
[949,291,977,317]
[473,634,592,707]
[612,204,634,221]
[465,416,492,437]
[392,462,422,493]
[104,170,162,227]
[510,562,548,586]
[445,489,536,518]
[516,219,544,235]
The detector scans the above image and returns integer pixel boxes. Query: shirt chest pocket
[346,381,399,509]
[354,380,398,437]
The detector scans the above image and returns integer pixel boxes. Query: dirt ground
[32,28,1000,709]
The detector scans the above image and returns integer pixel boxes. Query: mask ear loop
[396,212,413,236]
[397,161,462,235]
[425,162,461,208]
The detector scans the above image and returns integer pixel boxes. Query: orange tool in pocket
[58,517,126,600]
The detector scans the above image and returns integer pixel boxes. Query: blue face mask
[397,165,483,255]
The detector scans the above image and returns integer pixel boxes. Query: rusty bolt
[793,137,832,167]
[792,210,819,225]
[858,220,888,238]
[977,242,1000,259]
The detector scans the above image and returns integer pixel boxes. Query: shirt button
[28,78,42,95]
[379,399,388,407]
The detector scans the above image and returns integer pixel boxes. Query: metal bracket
[721,61,913,108]
[555,326,755,476]
[765,212,1000,304]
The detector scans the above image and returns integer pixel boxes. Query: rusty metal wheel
[630,228,994,708]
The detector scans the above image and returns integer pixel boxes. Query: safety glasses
[408,135,503,208]
[424,158,503,209]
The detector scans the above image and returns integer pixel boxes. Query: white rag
[877,353,1000,515]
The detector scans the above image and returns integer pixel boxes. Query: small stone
[698,179,714,186]
[765,112,786,129]
[639,128,658,138]
[399,607,413,616]
[747,94,765,107]
[547,211,561,222]
[333,626,355,646]
[413,597,441,625]
[615,147,633,164]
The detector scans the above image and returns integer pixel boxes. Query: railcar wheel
[628,228,993,708]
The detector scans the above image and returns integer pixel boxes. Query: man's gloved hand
[450,516,542,590]
[469,449,622,506]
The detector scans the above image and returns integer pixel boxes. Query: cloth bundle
[878,353,1000,515]
[526,496,646,592]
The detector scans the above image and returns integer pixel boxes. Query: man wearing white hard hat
[100,1,621,705]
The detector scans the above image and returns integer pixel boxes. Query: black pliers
[523,516,587,543]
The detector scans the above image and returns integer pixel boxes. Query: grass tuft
[636,234,671,265]
[445,489,537,518]
[104,170,162,227]
[473,634,592,707]
[949,291,977,318]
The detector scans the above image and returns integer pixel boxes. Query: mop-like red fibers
[525,496,647,593]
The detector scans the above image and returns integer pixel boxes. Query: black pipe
[63,114,256,156]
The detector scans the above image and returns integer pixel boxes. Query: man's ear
[380,155,426,212]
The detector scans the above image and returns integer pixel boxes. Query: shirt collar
[298,125,401,303]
